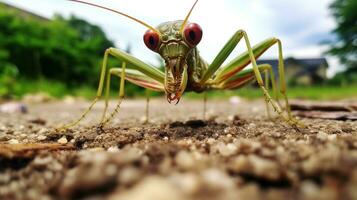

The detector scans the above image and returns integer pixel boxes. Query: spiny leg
[58,47,165,130]
[56,49,112,131]
[100,62,126,127]
[100,67,165,127]
[212,64,277,119]
[201,30,302,127]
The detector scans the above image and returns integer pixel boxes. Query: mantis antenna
[68,0,158,33]
[180,0,199,33]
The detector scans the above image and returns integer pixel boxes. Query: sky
[2,0,342,77]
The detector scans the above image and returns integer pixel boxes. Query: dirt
[0,98,357,200]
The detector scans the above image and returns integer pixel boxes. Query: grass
[5,78,357,100]
[186,85,357,100]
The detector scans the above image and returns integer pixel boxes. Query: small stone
[207,138,216,145]
[38,128,48,135]
[175,151,195,170]
[107,146,120,152]
[202,168,235,189]
[301,181,320,199]
[229,96,242,105]
[108,176,185,200]
[140,116,148,123]
[8,139,19,144]
[248,155,280,180]
[227,115,235,121]
[57,136,68,144]
[118,167,141,186]
[169,173,200,195]
[218,143,238,157]
[328,134,337,141]
[317,131,328,141]
[0,102,27,113]
[33,156,53,168]
[37,135,47,141]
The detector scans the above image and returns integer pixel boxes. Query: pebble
[108,176,185,200]
[328,134,337,141]
[0,102,27,113]
[107,146,120,152]
[57,136,68,144]
[37,135,47,141]
[202,168,235,189]
[8,139,19,144]
[169,173,200,195]
[38,128,48,135]
[118,167,141,186]
[248,155,280,180]
[317,131,328,141]
[217,143,238,157]
[229,96,242,105]
[231,155,280,181]
[33,156,53,168]
[175,151,195,170]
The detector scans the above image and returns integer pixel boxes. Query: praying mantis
[59,0,303,131]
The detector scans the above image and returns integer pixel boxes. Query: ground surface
[0,98,357,200]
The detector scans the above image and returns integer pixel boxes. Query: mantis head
[68,0,200,103]
[143,21,202,103]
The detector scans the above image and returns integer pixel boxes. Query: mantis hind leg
[213,64,278,119]
[56,49,112,131]
[99,63,126,127]
[57,47,165,131]
[100,68,165,127]
[204,30,303,127]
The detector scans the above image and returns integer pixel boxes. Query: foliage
[0,60,18,99]
[0,4,114,84]
[327,0,357,79]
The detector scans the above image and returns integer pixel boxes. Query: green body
[58,0,304,130]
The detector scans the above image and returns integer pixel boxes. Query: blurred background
[0,0,356,101]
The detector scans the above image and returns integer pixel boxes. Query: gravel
[0,98,356,200]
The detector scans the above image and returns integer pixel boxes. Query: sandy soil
[0,98,356,200]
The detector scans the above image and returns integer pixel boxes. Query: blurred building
[257,57,329,86]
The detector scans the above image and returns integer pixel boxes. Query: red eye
[143,30,161,52]
[183,23,202,47]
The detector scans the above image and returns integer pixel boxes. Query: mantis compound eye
[183,23,202,47]
[143,30,161,52]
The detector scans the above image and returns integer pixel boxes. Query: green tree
[327,0,357,79]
